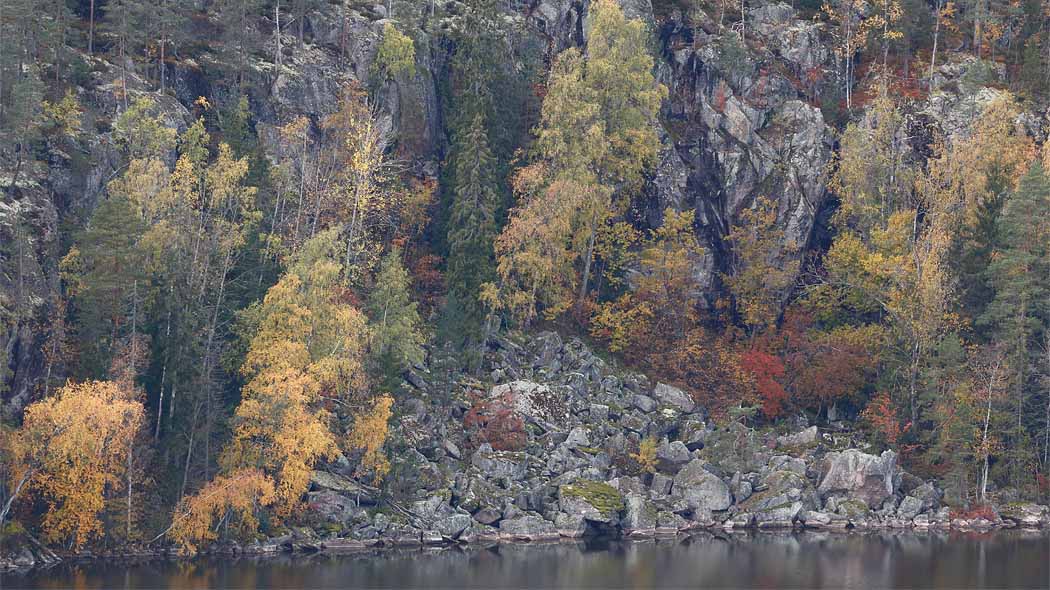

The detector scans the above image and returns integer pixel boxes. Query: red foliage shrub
[950,504,998,521]
[463,390,526,452]
[738,347,788,419]
[861,391,904,447]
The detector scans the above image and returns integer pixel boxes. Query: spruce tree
[445,114,500,340]
[367,247,424,388]
[981,162,1050,488]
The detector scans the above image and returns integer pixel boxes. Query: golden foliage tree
[2,381,144,548]
[487,0,667,322]
[346,394,394,484]
[168,468,275,552]
[221,230,369,518]
[723,197,800,336]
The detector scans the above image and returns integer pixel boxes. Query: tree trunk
[578,213,599,304]
[929,0,942,88]
[88,0,96,54]
[0,469,33,529]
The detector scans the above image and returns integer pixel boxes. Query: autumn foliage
[738,348,789,419]
[464,390,527,452]
[3,381,144,548]
[169,469,276,552]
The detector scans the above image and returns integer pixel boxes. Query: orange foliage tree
[1,380,144,548]
[168,469,276,552]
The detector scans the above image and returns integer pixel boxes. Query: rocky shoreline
[4,332,1049,572]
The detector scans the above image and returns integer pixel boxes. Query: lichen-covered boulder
[489,381,570,425]
[656,440,692,474]
[818,449,899,507]
[999,503,1050,528]
[558,480,625,524]
[471,444,528,481]
[434,514,474,540]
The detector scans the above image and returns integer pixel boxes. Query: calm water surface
[4,531,1049,589]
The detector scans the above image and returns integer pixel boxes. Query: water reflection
[4,530,1048,589]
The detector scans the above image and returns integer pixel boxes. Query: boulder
[651,473,674,496]
[652,383,695,413]
[754,501,803,528]
[554,511,588,537]
[621,494,658,536]
[499,515,559,541]
[656,440,692,473]
[489,381,570,425]
[564,426,591,449]
[558,480,625,524]
[472,507,502,526]
[999,503,1050,528]
[777,426,818,448]
[672,459,732,512]
[818,449,899,507]
[306,491,362,524]
[632,394,658,413]
[896,496,924,520]
[434,514,473,540]
[471,444,528,481]
[309,470,378,504]
[910,482,942,511]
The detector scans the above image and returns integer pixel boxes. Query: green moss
[562,481,626,517]
[838,499,869,518]
[576,446,601,455]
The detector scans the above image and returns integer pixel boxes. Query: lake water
[4,531,1049,589]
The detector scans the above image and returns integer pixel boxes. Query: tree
[1,381,144,548]
[61,195,147,378]
[371,23,416,84]
[169,468,275,552]
[489,0,667,321]
[723,197,799,336]
[222,230,369,517]
[345,394,394,484]
[445,114,500,338]
[980,162,1050,489]
[367,246,425,387]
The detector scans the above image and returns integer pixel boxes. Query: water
[5,531,1049,589]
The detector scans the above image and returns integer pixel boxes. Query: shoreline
[5,518,1048,574]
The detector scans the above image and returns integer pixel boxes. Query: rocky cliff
[8,0,1043,413]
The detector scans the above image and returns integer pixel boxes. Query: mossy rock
[837,499,870,518]
[561,480,626,518]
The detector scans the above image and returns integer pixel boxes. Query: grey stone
[499,516,559,541]
[471,445,528,481]
[777,426,818,448]
[656,440,692,473]
[473,507,502,526]
[632,394,658,413]
[564,426,591,449]
[621,494,658,535]
[672,459,732,512]
[434,514,473,539]
[897,496,924,520]
[754,501,803,528]
[818,449,899,507]
[651,473,674,496]
[652,383,695,413]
